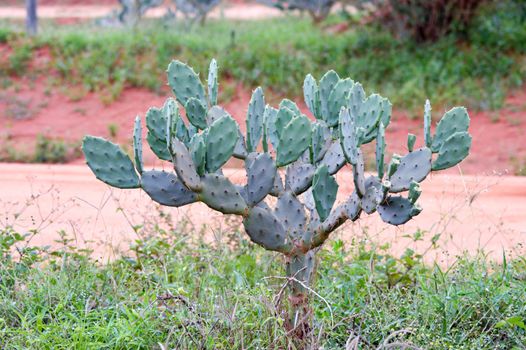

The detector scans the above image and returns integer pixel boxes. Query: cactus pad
[286,161,315,195]
[311,121,332,163]
[320,141,346,175]
[319,70,339,121]
[432,131,472,170]
[327,78,354,126]
[431,107,470,153]
[141,170,197,207]
[378,196,422,226]
[205,115,239,172]
[407,133,416,152]
[339,107,360,165]
[185,97,208,130]
[312,165,338,222]
[424,100,432,148]
[83,136,140,189]
[207,58,218,106]
[167,60,206,108]
[353,149,366,197]
[276,115,312,167]
[376,122,385,179]
[303,74,321,119]
[199,173,248,215]
[133,116,143,175]
[170,137,202,191]
[146,106,171,161]
[246,152,277,206]
[390,147,432,193]
[275,191,307,237]
[243,206,289,252]
[188,133,206,176]
[246,87,265,152]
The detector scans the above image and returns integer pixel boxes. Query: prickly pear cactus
[83,59,472,335]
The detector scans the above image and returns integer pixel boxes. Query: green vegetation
[1,223,525,349]
[0,1,524,111]
[0,134,80,163]
[83,56,473,343]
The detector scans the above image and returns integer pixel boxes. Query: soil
[1,163,524,265]
[1,70,526,175]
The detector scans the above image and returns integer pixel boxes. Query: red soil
[1,70,525,175]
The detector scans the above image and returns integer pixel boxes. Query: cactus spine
[83,59,472,340]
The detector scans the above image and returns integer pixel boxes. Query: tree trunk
[284,250,317,347]
[26,0,37,36]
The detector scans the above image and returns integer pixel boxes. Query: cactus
[83,59,472,342]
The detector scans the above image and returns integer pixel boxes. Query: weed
[33,134,81,163]
[107,123,119,139]
[0,223,524,348]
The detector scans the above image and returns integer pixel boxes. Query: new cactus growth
[83,59,472,342]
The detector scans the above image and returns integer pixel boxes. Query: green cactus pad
[312,165,338,222]
[343,191,362,221]
[188,133,206,176]
[311,121,331,163]
[327,78,354,126]
[133,116,143,175]
[243,206,288,252]
[378,196,422,226]
[276,115,312,167]
[320,141,346,175]
[407,133,416,152]
[233,130,248,159]
[141,170,197,207]
[245,152,277,206]
[353,149,366,197]
[432,131,472,171]
[262,105,278,151]
[356,94,391,143]
[83,136,140,189]
[340,107,360,165]
[166,60,206,108]
[199,173,248,215]
[205,115,239,172]
[348,82,365,119]
[387,154,401,178]
[390,147,432,193]
[285,161,315,195]
[246,87,265,152]
[275,191,307,236]
[270,171,285,196]
[424,99,432,148]
[170,137,202,191]
[303,74,321,119]
[319,70,339,121]
[146,107,171,161]
[431,107,470,153]
[207,105,230,125]
[279,99,301,116]
[184,97,207,130]
[207,58,218,106]
[361,176,383,214]
[376,122,386,179]
[175,117,190,146]
[408,181,421,204]
[269,106,296,143]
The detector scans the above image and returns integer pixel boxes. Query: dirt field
[1,163,525,265]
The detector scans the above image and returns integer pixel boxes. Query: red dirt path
[1,73,526,175]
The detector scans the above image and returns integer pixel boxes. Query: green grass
[1,223,525,349]
[0,1,525,112]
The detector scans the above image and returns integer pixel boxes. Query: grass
[0,1,525,112]
[0,134,81,163]
[1,220,525,349]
